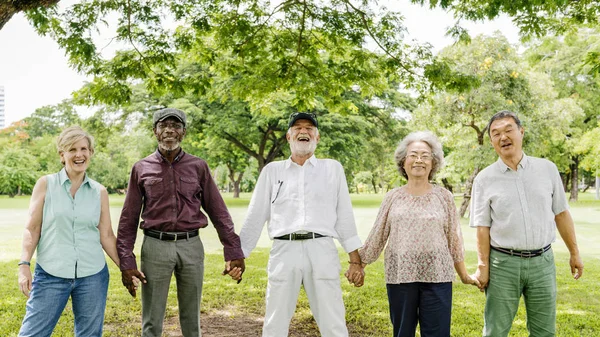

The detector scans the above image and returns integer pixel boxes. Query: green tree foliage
[24,100,81,138]
[413,0,600,76]
[413,0,600,39]
[0,147,39,197]
[23,0,427,107]
[576,124,600,176]
[525,28,600,200]
[413,33,566,215]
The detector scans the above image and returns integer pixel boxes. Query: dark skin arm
[222,258,246,283]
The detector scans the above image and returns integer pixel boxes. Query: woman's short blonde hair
[394,131,444,181]
[56,126,95,165]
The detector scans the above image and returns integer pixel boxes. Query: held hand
[475,265,489,292]
[18,266,33,298]
[223,259,245,284]
[461,273,482,289]
[570,254,584,280]
[344,263,365,287]
[121,269,147,297]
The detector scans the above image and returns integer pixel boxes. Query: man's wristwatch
[18,261,31,266]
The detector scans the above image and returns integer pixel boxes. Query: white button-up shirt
[469,154,569,250]
[240,155,362,257]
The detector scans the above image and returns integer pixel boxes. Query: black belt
[491,244,551,258]
[274,232,326,240]
[144,229,199,241]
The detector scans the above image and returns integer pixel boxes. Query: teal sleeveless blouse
[37,168,105,278]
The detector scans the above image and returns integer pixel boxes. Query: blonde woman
[17,126,130,336]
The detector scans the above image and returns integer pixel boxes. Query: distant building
[0,86,5,129]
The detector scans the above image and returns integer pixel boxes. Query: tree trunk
[569,156,579,202]
[562,172,570,193]
[227,164,244,198]
[459,167,480,218]
[441,178,453,193]
[0,0,60,31]
[371,176,378,194]
[233,171,244,198]
[596,176,599,200]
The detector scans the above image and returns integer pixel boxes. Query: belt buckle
[173,234,178,242]
[522,251,533,258]
[290,233,296,241]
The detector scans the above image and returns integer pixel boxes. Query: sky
[0,1,520,127]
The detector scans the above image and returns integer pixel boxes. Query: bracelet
[18,261,31,266]
[348,261,361,265]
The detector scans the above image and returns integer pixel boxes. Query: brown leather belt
[491,244,551,258]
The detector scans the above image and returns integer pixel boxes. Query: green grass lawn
[0,192,599,336]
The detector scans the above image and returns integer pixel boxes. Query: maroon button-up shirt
[117,149,243,270]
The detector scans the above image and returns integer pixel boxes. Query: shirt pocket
[180,177,200,199]
[144,178,164,199]
[270,181,286,204]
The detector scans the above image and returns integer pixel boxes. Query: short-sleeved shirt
[117,149,243,270]
[469,154,569,250]
[37,168,105,278]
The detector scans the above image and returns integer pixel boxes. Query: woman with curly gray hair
[358,131,480,337]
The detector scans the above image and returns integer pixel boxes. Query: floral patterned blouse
[359,185,465,283]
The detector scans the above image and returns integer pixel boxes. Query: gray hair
[394,131,444,180]
[486,110,522,137]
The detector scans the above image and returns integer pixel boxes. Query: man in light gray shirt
[470,110,584,337]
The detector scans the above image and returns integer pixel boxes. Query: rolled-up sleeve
[334,163,361,253]
[240,165,272,258]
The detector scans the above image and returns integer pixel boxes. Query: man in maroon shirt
[117,108,245,336]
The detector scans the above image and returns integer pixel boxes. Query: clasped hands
[345,262,366,287]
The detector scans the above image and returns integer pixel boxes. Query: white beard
[158,141,181,152]
[290,139,317,156]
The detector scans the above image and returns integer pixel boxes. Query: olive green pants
[483,248,557,337]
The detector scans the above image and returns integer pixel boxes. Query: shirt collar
[58,167,90,186]
[284,154,318,169]
[154,148,185,163]
[496,152,528,172]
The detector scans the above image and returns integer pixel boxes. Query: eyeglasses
[407,153,433,161]
[156,122,184,130]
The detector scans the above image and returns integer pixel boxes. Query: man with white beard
[117,108,245,336]
[237,112,364,337]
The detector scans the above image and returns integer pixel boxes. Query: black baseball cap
[288,112,318,128]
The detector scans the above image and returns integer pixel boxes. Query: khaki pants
[484,248,557,337]
[141,235,205,337]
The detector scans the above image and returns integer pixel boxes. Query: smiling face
[154,117,186,152]
[60,138,92,175]
[403,141,433,181]
[287,119,320,157]
[489,117,524,161]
